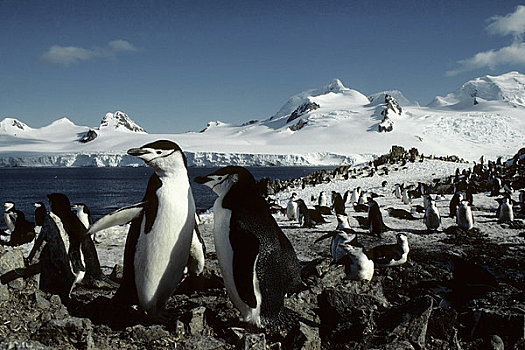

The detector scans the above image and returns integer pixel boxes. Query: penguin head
[47,193,72,216]
[396,233,408,245]
[291,192,298,200]
[194,166,255,197]
[71,203,88,213]
[3,201,14,211]
[128,140,187,174]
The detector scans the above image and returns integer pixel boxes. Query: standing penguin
[3,201,21,234]
[286,193,299,221]
[33,202,47,234]
[402,189,411,205]
[497,197,514,223]
[350,187,361,204]
[520,190,525,213]
[368,198,387,237]
[194,166,302,327]
[424,199,441,231]
[449,192,463,218]
[331,191,346,215]
[71,203,97,242]
[456,201,474,230]
[394,184,402,199]
[318,191,330,207]
[88,140,196,319]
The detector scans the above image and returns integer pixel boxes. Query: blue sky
[1,0,525,133]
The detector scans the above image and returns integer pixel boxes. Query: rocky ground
[0,155,524,349]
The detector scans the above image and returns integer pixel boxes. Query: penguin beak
[194,175,211,185]
[127,148,149,157]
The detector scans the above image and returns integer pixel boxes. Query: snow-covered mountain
[429,71,525,109]
[1,72,524,167]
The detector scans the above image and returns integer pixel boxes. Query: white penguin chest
[134,177,195,309]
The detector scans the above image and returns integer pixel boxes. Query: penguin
[88,140,196,319]
[286,193,299,221]
[497,197,514,223]
[449,192,463,218]
[3,201,20,234]
[456,200,474,230]
[338,243,374,281]
[318,191,330,207]
[25,212,76,299]
[1,202,35,246]
[424,199,441,231]
[314,229,361,264]
[47,193,95,290]
[71,203,96,242]
[394,184,402,199]
[350,187,361,204]
[194,166,302,327]
[33,202,47,234]
[367,198,386,237]
[423,194,431,209]
[402,189,411,205]
[335,214,352,231]
[358,190,368,205]
[331,191,346,215]
[295,199,314,228]
[366,233,409,267]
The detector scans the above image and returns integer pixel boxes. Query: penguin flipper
[87,202,146,235]
[230,222,259,309]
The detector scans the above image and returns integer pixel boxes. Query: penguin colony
[2,142,524,329]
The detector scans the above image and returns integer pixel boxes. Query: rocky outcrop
[286,101,320,124]
[79,129,98,143]
[99,111,146,133]
[378,94,402,133]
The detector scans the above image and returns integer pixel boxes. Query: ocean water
[0,166,332,222]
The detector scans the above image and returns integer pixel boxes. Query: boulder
[35,317,95,350]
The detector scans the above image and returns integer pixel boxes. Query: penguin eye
[156,151,162,155]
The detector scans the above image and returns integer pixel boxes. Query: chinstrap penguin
[194,166,302,328]
[71,203,96,242]
[456,200,474,230]
[424,199,441,231]
[88,140,196,319]
[286,193,299,221]
[33,202,47,234]
[367,198,387,237]
[338,243,374,281]
[366,233,409,266]
[497,197,514,223]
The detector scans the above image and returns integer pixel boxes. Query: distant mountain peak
[429,71,525,108]
[99,111,146,133]
[0,118,31,135]
[324,78,348,93]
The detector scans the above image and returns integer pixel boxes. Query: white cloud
[448,6,525,76]
[486,5,525,41]
[41,39,138,66]
[41,45,98,65]
[447,42,525,76]
[108,39,137,52]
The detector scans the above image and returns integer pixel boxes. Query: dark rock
[35,317,95,350]
[287,101,320,124]
[109,264,123,282]
[185,306,207,335]
[290,119,308,131]
[377,295,433,349]
[0,339,52,349]
[470,308,525,341]
[178,335,227,350]
[79,129,98,143]
[31,291,51,310]
[242,333,266,350]
[427,307,458,341]
[482,334,505,350]
[0,281,9,301]
[0,248,26,290]
[283,322,321,350]
[127,324,170,344]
